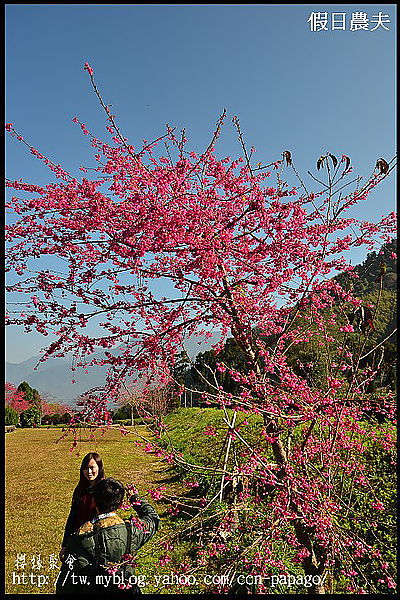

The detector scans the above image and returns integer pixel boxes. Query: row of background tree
[5,381,75,426]
[5,380,176,426]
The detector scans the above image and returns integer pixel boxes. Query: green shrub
[42,413,71,425]
[5,406,19,426]
[112,404,138,421]
[19,407,41,428]
[60,412,72,424]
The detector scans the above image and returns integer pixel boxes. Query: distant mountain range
[5,333,221,405]
[6,353,109,406]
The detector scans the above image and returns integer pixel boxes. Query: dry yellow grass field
[5,425,167,594]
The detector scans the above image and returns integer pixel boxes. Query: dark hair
[93,477,125,513]
[72,452,105,502]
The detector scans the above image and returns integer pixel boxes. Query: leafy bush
[19,407,41,428]
[5,405,19,426]
[112,404,139,422]
[60,412,72,424]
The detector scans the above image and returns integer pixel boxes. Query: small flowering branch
[83,62,141,165]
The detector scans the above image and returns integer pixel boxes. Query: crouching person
[56,477,160,595]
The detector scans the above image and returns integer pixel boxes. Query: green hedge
[19,407,41,428]
[5,406,19,426]
[113,418,147,426]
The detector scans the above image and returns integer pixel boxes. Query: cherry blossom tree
[5,382,30,413]
[5,64,396,593]
[5,382,73,420]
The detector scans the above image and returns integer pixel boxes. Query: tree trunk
[263,415,328,594]
[291,515,328,593]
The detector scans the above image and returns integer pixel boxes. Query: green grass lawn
[5,425,172,594]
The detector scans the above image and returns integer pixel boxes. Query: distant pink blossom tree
[5,382,30,413]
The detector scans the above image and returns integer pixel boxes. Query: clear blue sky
[6,4,397,363]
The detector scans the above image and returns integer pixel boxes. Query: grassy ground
[7,410,395,594]
[162,406,270,467]
[5,425,173,595]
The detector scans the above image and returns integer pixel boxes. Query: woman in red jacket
[59,452,105,560]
